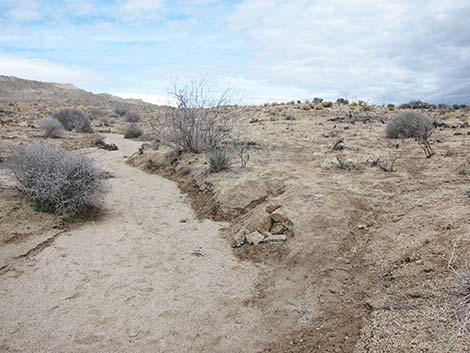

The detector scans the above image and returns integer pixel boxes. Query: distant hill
[0,76,154,107]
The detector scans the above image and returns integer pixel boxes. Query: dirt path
[0,135,270,353]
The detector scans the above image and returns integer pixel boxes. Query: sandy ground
[2,98,470,352]
[0,135,277,353]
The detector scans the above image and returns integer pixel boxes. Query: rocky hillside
[0,75,151,107]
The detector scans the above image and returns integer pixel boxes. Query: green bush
[209,147,234,173]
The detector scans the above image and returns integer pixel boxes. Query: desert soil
[0,135,289,353]
[2,81,470,352]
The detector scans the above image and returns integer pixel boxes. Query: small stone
[231,238,245,248]
[263,234,287,242]
[245,232,265,246]
[270,222,287,235]
[266,204,281,214]
[191,247,204,257]
[257,216,273,236]
[270,213,289,223]
[357,224,367,229]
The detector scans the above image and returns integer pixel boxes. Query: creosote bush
[8,143,106,216]
[124,123,144,139]
[386,111,434,139]
[53,109,93,133]
[37,117,64,138]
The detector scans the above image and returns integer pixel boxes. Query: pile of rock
[232,204,294,247]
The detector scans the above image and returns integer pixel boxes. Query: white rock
[263,234,287,242]
[245,232,265,246]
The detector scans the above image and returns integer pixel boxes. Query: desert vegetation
[124,111,141,122]
[1,76,470,353]
[53,108,94,133]
[37,116,64,138]
[115,105,129,117]
[124,123,144,139]
[386,111,435,157]
[151,80,233,152]
[208,146,234,172]
[7,143,106,216]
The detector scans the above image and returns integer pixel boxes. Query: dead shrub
[371,156,400,172]
[151,80,234,153]
[7,143,107,216]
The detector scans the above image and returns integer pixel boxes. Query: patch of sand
[0,135,290,353]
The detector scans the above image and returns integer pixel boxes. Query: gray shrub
[124,123,143,139]
[8,143,107,216]
[386,111,434,139]
[53,109,94,133]
[115,106,130,117]
[37,117,64,138]
[125,111,141,122]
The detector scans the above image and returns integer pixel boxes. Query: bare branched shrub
[37,117,64,138]
[151,80,234,153]
[237,144,250,168]
[124,123,143,139]
[7,143,106,216]
[53,109,93,133]
[125,111,141,122]
[209,146,234,173]
[372,156,400,172]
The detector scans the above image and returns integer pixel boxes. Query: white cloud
[4,0,41,21]
[120,0,164,20]
[121,0,163,12]
[229,0,470,103]
[0,54,103,88]
[64,0,95,16]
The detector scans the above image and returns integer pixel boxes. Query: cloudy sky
[0,0,469,104]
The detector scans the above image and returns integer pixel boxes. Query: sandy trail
[0,134,267,353]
